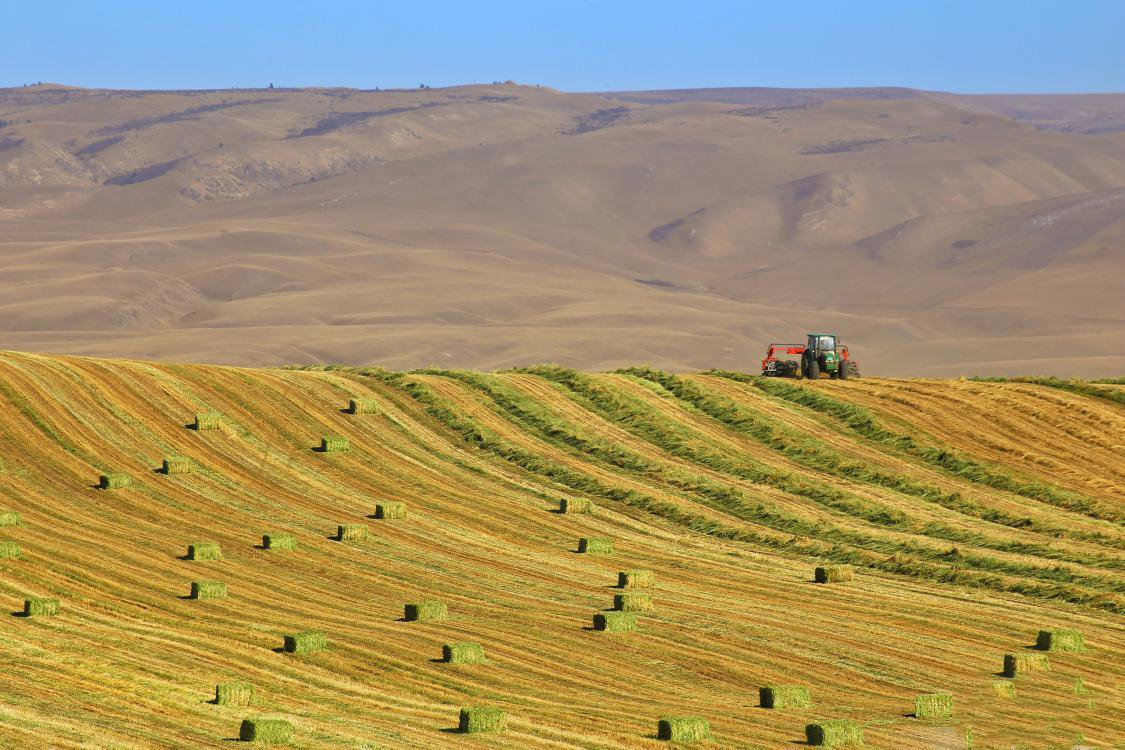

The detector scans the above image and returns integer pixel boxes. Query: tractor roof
[807,332,837,337]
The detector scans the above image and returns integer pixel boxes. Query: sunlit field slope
[0,351,1122,749]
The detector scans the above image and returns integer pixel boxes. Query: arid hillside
[1,84,1124,375]
[0,352,1122,748]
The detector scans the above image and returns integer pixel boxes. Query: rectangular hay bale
[1003,652,1050,677]
[283,631,326,654]
[215,681,255,706]
[99,472,132,490]
[404,600,447,622]
[560,498,593,514]
[442,641,486,664]
[760,685,812,709]
[161,457,193,475]
[815,565,853,583]
[578,537,613,554]
[805,719,863,746]
[989,680,1015,697]
[262,533,296,551]
[458,706,506,734]
[347,398,380,415]
[191,581,227,600]
[24,597,59,617]
[657,716,712,742]
[914,692,953,719]
[1036,628,1085,652]
[239,717,293,743]
[319,436,349,453]
[0,511,21,527]
[187,542,222,560]
[336,524,367,541]
[193,412,222,431]
[0,541,20,559]
[618,570,654,588]
[374,502,406,520]
[593,611,637,632]
[613,592,653,612]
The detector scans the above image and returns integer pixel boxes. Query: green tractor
[800,333,858,380]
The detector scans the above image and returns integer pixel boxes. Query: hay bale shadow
[10,611,28,618]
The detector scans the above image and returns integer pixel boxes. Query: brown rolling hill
[1,83,1124,375]
[0,351,1123,748]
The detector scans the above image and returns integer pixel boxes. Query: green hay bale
[560,498,593,514]
[989,680,1015,698]
[404,600,447,622]
[347,398,380,415]
[283,631,326,654]
[578,537,613,554]
[193,412,223,431]
[458,706,506,734]
[805,719,863,746]
[657,716,712,742]
[374,502,406,520]
[442,642,486,664]
[0,541,20,559]
[336,524,367,541]
[1003,652,1050,677]
[99,472,132,490]
[0,511,21,527]
[613,592,653,612]
[23,598,59,617]
[215,681,255,706]
[1036,629,1085,652]
[187,542,222,560]
[161,456,193,475]
[239,717,293,744]
[319,436,349,453]
[915,693,953,719]
[618,570,654,588]
[760,685,812,709]
[593,611,637,632]
[262,533,295,551]
[190,581,227,600]
[815,565,853,583]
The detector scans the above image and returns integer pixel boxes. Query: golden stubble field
[0,350,1122,748]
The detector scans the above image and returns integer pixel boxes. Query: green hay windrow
[594,611,637,632]
[99,472,132,490]
[375,502,406,520]
[1003,653,1050,677]
[193,412,223,430]
[442,642,486,664]
[1073,676,1087,695]
[815,565,853,583]
[0,511,21,527]
[613,592,653,612]
[187,542,222,560]
[215,681,254,706]
[990,680,1015,697]
[283,631,326,654]
[404,600,447,622]
[0,541,20,559]
[190,581,227,600]
[1036,629,1085,652]
[24,597,59,617]
[805,719,863,746]
[319,436,349,453]
[915,693,953,719]
[161,456,193,475]
[262,533,295,550]
[560,498,594,514]
[618,570,654,588]
[336,524,367,541]
[459,706,506,733]
[657,716,712,742]
[347,398,381,415]
[760,685,812,709]
[239,717,293,743]
[578,537,613,554]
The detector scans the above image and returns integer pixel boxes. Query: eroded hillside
[0,351,1122,748]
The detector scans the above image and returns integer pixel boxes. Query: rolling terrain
[2,84,1125,375]
[0,351,1122,748]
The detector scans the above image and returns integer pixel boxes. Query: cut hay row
[239,717,293,743]
[805,719,863,746]
[915,692,954,719]
[815,565,853,583]
[0,541,19,559]
[760,685,812,709]
[215,681,255,706]
[347,398,380,415]
[657,716,712,742]
[1003,652,1050,677]
[99,472,132,490]
[577,536,612,554]
[192,412,223,430]
[187,542,222,560]
[458,706,505,734]
[161,456,193,475]
[618,570,654,588]
[593,611,637,632]
[336,524,367,541]
[404,601,447,622]
[613,592,653,612]
[374,502,406,520]
[283,631,326,654]
[559,498,593,514]
[262,533,295,551]
[190,581,227,600]
[23,597,59,617]
[319,436,349,453]
[442,642,485,664]
[1036,628,1085,652]
[0,510,20,526]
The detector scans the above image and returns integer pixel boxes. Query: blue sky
[5,0,1123,93]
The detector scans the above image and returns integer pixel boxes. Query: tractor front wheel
[838,360,849,380]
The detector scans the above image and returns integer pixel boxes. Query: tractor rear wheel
[806,358,820,380]
[838,360,849,380]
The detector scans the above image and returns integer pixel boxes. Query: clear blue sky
[5,0,1124,93]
